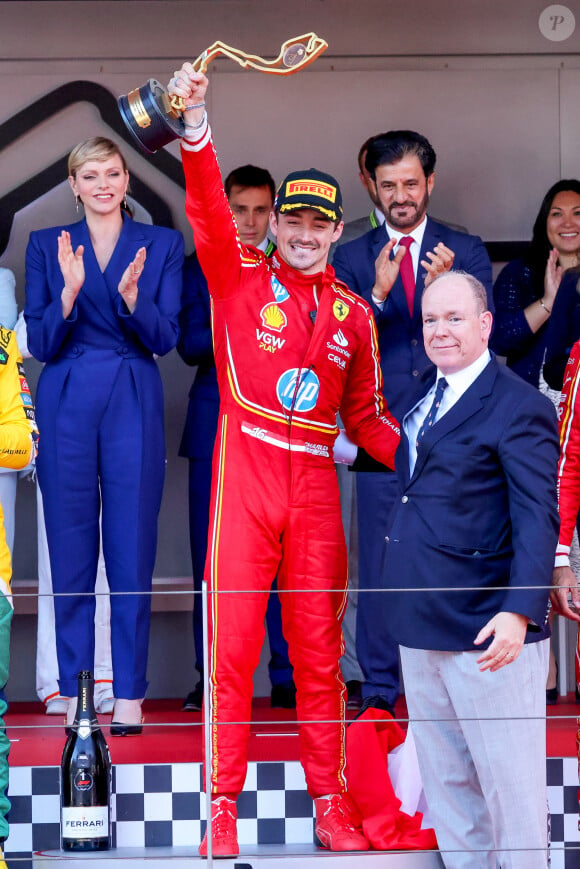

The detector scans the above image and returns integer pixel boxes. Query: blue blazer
[177,253,219,460]
[25,214,183,363]
[333,217,493,419]
[382,356,559,651]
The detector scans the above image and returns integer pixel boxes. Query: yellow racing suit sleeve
[0,329,37,472]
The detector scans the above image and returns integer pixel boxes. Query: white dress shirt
[405,349,491,474]
[372,215,428,308]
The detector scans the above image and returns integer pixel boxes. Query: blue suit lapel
[71,215,152,332]
[410,358,497,481]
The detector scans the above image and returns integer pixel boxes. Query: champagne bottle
[60,671,112,851]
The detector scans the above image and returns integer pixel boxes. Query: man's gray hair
[423,270,488,314]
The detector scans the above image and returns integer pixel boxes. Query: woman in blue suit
[24,137,183,733]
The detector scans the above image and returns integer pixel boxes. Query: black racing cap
[274,168,343,221]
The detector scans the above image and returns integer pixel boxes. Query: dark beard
[385,191,429,231]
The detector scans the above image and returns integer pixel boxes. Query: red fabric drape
[345,709,438,851]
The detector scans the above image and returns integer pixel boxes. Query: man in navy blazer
[383,270,558,869]
[177,164,294,712]
[332,130,492,716]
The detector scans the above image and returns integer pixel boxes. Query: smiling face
[69,156,128,217]
[374,155,434,232]
[228,184,273,247]
[269,209,343,274]
[422,274,492,375]
[546,190,580,258]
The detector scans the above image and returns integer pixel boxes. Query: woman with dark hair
[492,179,580,386]
[24,137,183,733]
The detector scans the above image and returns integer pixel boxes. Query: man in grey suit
[383,270,558,869]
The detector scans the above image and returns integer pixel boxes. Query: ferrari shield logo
[333,299,350,322]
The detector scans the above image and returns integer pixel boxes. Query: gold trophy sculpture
[118,33,328,154]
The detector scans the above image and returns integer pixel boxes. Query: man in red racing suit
[170,65,400,857]
[550,338,580,821]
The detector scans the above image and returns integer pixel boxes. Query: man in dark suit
[332,130,493,715]
[384,270,558,869]
[177,164,294,712]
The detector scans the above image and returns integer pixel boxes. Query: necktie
[416,377,448,446]
[398,236,415,316]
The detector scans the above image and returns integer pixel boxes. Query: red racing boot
[315,794,369,851]
[199,795,239,858]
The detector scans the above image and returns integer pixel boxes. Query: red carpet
[4,695,577,767]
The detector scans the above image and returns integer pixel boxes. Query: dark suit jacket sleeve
[339,304,400,469]
[458,233,493,303]
[116,228,184,356]
[333,224,493,308]
[332,244,364,296]
[177,254,214,367]
[491,260,537,356]
[25,230,79,362]
[498,390,559,625]
[544,271,578,391]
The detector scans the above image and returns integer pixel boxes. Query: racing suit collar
[270,252,336,293]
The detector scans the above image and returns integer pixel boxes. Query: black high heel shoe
[546,660,559,705]
[110,699,143,736]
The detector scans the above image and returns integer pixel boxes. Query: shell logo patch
[333,299,350,322]
[260,303,287,333]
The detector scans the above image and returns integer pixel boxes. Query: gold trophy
[118,33,328,154]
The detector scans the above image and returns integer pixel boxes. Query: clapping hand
[543,248,563,309]
[372,238,408,303]
[58,230,85,319]
[421,242,455,287]
[118,247,146,314]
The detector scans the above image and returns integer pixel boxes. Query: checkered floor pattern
[3,758,579,865]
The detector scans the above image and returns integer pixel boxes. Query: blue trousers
[37,355,165,699]
[355,470,400,706]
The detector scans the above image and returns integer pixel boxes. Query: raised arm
[169,66,261,301]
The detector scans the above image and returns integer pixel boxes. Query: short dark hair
[365,130,436,181]
[224,164,275,202]
[357,134,386,174]
[528,178,580,275]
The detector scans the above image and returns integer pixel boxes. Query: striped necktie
[416,377,448,445]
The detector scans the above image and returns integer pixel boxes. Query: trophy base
[118,79,185,155]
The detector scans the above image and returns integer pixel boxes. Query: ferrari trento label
[62,806,108,838]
